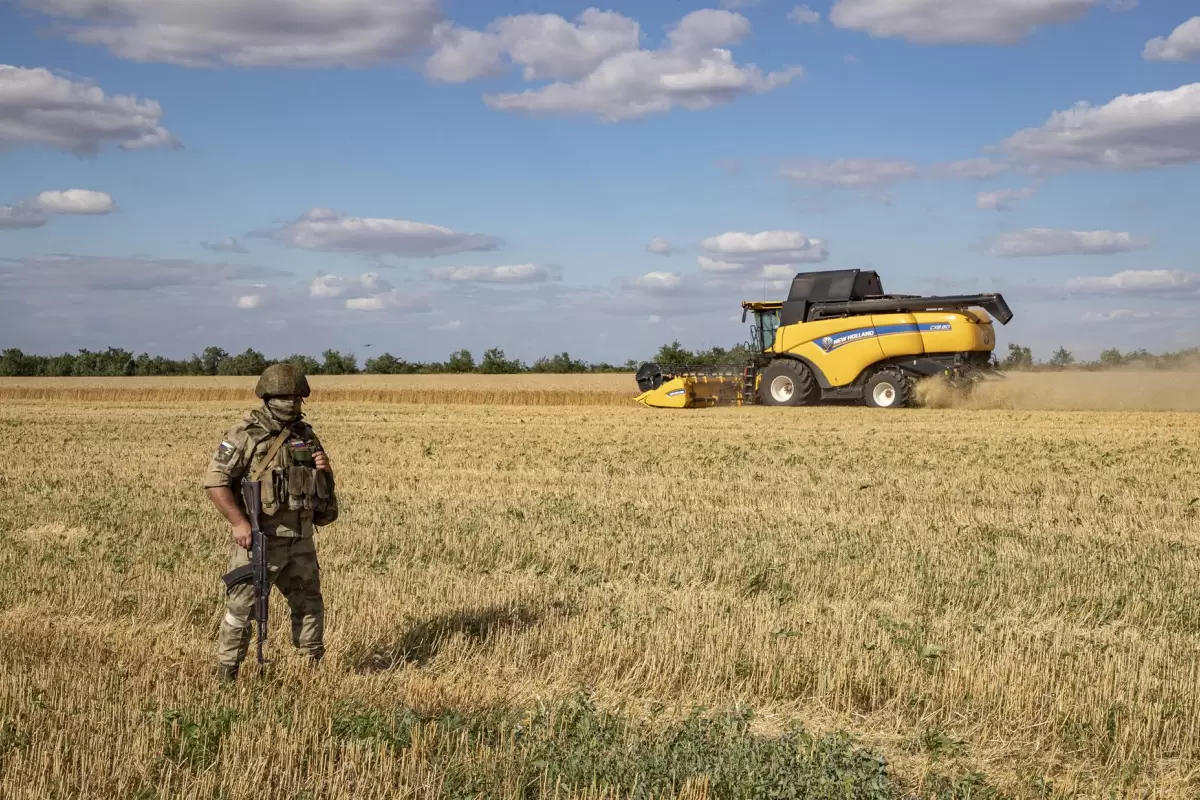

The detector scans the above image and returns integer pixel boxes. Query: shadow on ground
[345,599,573,674]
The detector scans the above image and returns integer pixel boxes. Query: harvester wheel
[758,359,818,406]
[864,369,912,409]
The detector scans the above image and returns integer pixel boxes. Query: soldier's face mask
[266,396,303,423]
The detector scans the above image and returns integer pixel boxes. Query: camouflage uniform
[203,400,338,674]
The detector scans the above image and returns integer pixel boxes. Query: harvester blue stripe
[813,321,954,351]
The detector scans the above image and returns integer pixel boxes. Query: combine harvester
[634,268,1013,410]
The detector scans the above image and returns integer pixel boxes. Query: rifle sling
[250,426,294,484]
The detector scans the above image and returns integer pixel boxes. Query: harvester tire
[758,359,818,406]
[864,369,912,409]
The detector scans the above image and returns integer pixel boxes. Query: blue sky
[2,0,1199,365]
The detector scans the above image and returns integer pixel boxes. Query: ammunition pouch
[222,563,254,592]
[313,470,338,526]
[245,425,338,527]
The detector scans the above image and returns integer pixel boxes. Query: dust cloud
[916,370,1200,411]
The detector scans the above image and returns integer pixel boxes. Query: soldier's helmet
[255,363,311,399]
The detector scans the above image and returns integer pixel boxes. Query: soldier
[202,363,339,682]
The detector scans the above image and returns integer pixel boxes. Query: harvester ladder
[740,364,757,406]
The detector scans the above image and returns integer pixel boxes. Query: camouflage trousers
[216,535,324,667]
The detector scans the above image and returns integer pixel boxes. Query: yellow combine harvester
[634,268,1013,409]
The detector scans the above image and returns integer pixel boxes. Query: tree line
[998,343,1200,371]
[0,345,643,377]
[2,340,1196,378]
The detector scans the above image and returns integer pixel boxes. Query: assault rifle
[221,479,270,665]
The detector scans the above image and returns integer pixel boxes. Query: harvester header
[635,268,1012,410]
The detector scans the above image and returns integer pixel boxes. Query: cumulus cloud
[629,271,683,293]
[1065,269,1200,295]
[989,228,1150,257]
[19,0,443,68]
[647,237,676,256]
[427,9,639,82]
[1143,16,1200,62]
[0,65,179,155]
[30,189,116,215]
[428,9,803,121]
[828,0,1108,45]
[429,264,561,283]
[202,237,250,254]
[698,230,828,274]
[998,82,1200,172]
[345,290,428,311]
[780,158,920,188]
[234,292,264,309]
[788,6,821,25]
[977,187,1037,211]
[255,208,501,258]
[0,189,118,230]
[308,270,428,311]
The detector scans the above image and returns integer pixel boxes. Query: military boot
[216,663,240,683]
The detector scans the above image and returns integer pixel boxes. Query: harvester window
[757,310,780,350]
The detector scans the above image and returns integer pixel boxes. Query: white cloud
[828,0,1105,45]
[789,6,821,25]
[647,237,676,256]
[648,314,662,324]
[234,294,263,309]
[202,237,250,254]
[342,287,430,311]
[430,319,462,331]
[0,188,118,231]
[1066,269,1200,295]
[999,82,1200,172]
[1143,16,1200,62]
[780,158,920,188]
[431,9,802,121]
[1082,308,1194,323]
[699,230,828,272]
[428,264,561,283]
[256,208,501,257]
[989,228,1150,257]
[427,9,639,82]
[0,207,48,229]
[20,0,443,68]
[0,65,180,155]
[977,186,1037,211]
[310,272,391,299]
[30,189,116,215]
[630,271,683,292]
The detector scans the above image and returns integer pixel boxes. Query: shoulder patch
[214,440,236,464]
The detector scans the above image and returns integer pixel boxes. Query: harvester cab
[635,268,1012,410]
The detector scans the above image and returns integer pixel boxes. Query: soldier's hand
[232,520,252,549]
[314,451,331,471]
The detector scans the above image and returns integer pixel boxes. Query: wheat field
[1,374,1199,798]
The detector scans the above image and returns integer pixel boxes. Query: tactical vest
[244,420,336,527]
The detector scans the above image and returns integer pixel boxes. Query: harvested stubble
[1,395,1199,799]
